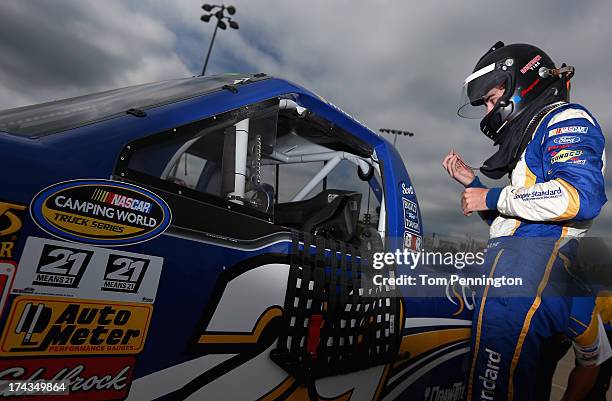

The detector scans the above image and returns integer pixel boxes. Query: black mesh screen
[271,231,401,381]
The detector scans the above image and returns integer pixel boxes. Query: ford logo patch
[553,136,580,145]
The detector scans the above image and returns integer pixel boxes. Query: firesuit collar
[480,85,567,180]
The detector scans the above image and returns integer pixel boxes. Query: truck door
[116,98,404,400]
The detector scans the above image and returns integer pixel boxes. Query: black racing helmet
[458,42,570,140]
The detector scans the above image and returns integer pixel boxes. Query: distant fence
[422,233,487,253]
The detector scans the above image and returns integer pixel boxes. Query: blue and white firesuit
[465,103,607,401]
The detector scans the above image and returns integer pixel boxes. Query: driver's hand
[461,188,489,216]
[442,150,476,187]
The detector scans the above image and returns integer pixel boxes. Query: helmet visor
[457,62,507,119]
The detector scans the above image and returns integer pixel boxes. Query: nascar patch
[551,149,583,164]
[548,126,588,137]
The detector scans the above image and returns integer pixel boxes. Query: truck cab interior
[125,97,384,249]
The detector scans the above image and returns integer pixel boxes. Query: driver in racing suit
[442,42,607,401]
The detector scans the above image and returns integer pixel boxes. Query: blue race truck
[0,73,471,401]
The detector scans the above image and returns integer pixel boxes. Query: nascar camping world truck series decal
[0,296,152,356]
[30,179,172,246]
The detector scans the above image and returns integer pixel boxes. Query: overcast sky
[1,0,610,240]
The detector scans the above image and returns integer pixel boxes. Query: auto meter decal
[30,179,172,246]
[0,296,152,356]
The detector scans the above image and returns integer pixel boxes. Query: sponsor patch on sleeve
[511,187,564,201]
[553,135,581,145]
[550,149,584,164]
[548,126,588,137]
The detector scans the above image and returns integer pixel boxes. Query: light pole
[200,4,239,76]
[379,128,414,147]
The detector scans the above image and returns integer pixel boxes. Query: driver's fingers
[461,190,474,216]
[448,155,459,176]
[442,152,454,170]
[442,156,454,174]
[461,200,472,216]
[449,155,459,177]
[456,156,468,169]
[456,154,471,170]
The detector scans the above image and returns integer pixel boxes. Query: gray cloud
[0,0,190,106]
[0,0,610,241]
